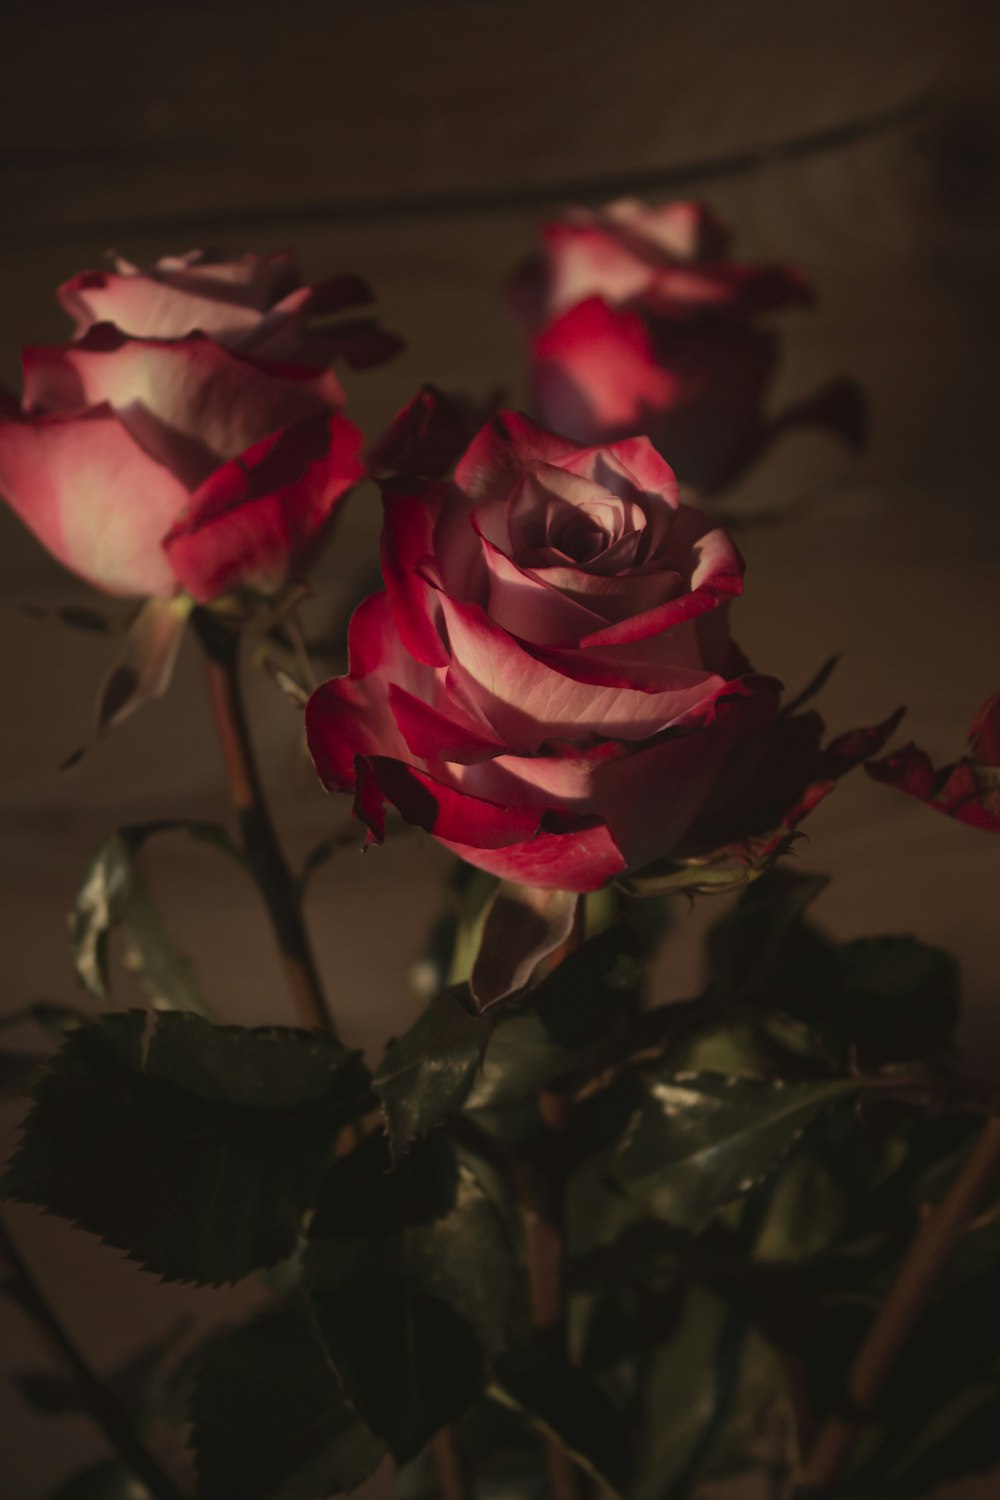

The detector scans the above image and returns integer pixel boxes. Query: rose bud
[368,385,483,480]
[867,690,1000,834]
[307,410,785,893]
[511,198,866,494]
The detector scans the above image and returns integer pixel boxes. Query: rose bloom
[307,410,790,892]
[0,250,395,602]
[512,198,863,493]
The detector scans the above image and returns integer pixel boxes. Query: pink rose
[58,249,402,373]
[0,250,384,600]
[866,691,1000,834]
[306,411,783,892]
[512,199,865,493]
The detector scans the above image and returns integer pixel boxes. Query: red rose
[306,411,782,892]
[512,199,864,493]
[0,251,381,600]
[866,691,1000,834]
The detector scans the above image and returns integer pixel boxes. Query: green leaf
[374,990,489,1156]
[592,1072,859,1233]
[466,918,651,1131]
[836,935,960,1066]
[0,1048,45,1098]
[632,1286,793,1500]
[304,1131,522,1461]
[70,823,242,1017]
[192,1299,385,1500]
[490,1349,634,1495]
[45,1461,148,1500]
[704,868,831,997]
[2,1012,372,1284]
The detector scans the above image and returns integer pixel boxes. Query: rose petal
[387,682,505,764]
[381,484,452,666]
[306,592,432,790]
[867,697,1000,835]
[163,412,363,602]
[0,404,185,596]
[435,818,627,893]
[369,386,473,478]
[454,410,590,504]
[532,298,681,445]
[23,327,344,488]
[359,756,546,848]
[438,592,728,748]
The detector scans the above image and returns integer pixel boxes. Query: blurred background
[1,0,999,1494]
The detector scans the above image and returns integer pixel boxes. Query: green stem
[193,608,339,1040]
[0,1211,186,1500]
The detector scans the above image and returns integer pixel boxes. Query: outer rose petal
[435,819,627,893]
[533,298,782,493]
[454,410,597,504]
[532,298,681,446]
[0,404,186,597]
[23,327,344,488]
[58,261,290,341]
[380,485,451,667]
[455,680,778,872]
[369,386,472,478]
[306,593,433,791]
[162,413,363,602]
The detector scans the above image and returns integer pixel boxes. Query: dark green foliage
[304,1130,523,1463]
[374,988,489,1155]
[191,1299,385,1500]
[491,1349,635,1495]
[44,1462,146,1500]
[70,821,243,1016]
[2,1012,373,1283]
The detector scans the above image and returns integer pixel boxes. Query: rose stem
[193,608,338,1040]
[796,1112,1000,1496]
[429,1426,471,1500]
[0,1210,186,1500]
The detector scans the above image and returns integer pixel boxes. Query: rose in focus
[0,250,394,601]
[512,198,865,493]
[307,411,788,892]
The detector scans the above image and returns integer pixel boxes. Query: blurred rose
[0,250,387,600]
[512,198,864,493]
[307,411,784,892]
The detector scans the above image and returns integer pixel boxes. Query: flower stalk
[797,1112,1000,1495]
[0,1211,185,1500]
[193,607,338,1040]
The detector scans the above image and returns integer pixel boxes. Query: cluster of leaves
[3,870,998,1499]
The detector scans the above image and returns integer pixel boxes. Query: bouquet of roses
[0,206,997,1500]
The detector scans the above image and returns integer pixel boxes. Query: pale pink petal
[0,404,185,597]
[24,328,344,488]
